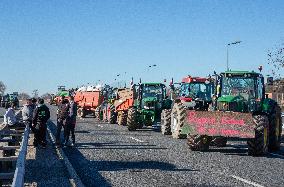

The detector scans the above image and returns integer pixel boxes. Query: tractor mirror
[267,77,273,85]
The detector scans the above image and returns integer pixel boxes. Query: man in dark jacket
[56,96,70,146]
[65,96,77,146]
[32,98,50,148]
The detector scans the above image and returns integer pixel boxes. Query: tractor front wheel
[187,135,212,151]
[108,105,117,124]
[211,136,227,147]
[171,102,187,139]
[268,105,282,151]
[127,108,138,131]
[161,109,172,135]
[117,111,127,126]
[247,115,269,156]
[77,108,86,118]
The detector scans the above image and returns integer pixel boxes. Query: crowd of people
[3,96,77,148]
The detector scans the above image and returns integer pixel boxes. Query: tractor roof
[221,70,262,77]
[181,76,208,83]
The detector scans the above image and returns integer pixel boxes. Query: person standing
[31,98,37,110]
[65,96,77,146]
[56,96,70,147]
[32,98,50,148]
[22,98,34,128]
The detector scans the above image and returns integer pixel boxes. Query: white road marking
[231,175,265,187]
[98,125,103,128]
[130,137,144,143]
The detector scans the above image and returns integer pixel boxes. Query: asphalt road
[47,105,284,187]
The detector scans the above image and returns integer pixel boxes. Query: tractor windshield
[180,82,213,100]
[221,77,256,100]
[142,84,163,99]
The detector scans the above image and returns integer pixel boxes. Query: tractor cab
[136,83,170,111]
[179,76,214,110]
[216,71,264,112]
[127,83,172,130]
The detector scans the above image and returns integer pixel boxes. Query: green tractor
[127,83,172,131]
[176,71,282,156]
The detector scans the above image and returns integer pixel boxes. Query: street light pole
[226,41,242,71]
[226,45,229,71]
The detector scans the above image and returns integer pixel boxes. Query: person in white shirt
[4,103,25,127]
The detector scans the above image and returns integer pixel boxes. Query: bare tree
[268,41,284,78]
[0,81,6,95]
[18,93,31,100]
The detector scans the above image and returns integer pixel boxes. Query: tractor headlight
[144,106,154,109]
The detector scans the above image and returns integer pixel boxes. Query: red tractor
[161,76,214,138]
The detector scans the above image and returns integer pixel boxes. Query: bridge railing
[0,124,30,187]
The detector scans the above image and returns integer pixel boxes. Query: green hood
[142,97,157,103]
[58,91,69,97]
[217,95,244,103]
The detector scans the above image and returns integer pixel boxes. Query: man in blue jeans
[56,96,70,147]
[64,96,77,146]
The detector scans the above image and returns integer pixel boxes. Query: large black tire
[117,111,123,125]
[211,136,227,147]
[77,108,86,118]
[127,108,138,131]
[117,111,127,126]
[161,109,172,135]
[171,102,187,139]
[247,115,269,156]
[187,135,212,151]
[268,105,282,151]
[108,105,117,124]
[94,108,100,119]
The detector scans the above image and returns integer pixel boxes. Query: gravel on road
[47,105,284,187]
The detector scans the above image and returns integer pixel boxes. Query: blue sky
[0,0,283,95]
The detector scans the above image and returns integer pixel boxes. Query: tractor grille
[217,102,238,111]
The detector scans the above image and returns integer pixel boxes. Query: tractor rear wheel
[211,136,227,147]
[187,135,212,151]
[171,102,187,139]
[161,109,172,135]
[77,108,86,118]
[247,115,269,156]
[108,105,117,124]
[268,105,282,151]
[127,108,138,131]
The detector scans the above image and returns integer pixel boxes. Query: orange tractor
[101,87,134,125]
[50,86,72,105]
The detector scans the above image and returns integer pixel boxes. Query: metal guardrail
[0,124,29,187]
[12,125,30,187]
